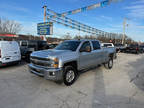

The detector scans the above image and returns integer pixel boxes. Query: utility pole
[43,5,47,22]
[122,18,128,44]
[78,30,80,38]
[42,5,47,41]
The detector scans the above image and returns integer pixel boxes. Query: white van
[0,41,21,66]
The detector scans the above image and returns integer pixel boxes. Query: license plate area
[32,68,43,74]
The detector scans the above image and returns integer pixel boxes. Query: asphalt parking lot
[0,53,144,108]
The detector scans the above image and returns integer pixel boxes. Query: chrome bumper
[28,64,63,81]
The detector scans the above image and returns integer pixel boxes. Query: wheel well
[63,61,78,71]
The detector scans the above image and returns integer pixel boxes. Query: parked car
[101,43,117,59]
[29,40,116,86]
[124,44,143,54]
[114,43,126,52]
[0,41,21,67]
[18,40,49,62]
[140,45,144,53]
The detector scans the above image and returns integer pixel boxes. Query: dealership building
[0,34,18,41]
[0,34,62,43]
[0,34,42,41]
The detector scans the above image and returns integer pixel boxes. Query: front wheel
[63,66,77,86]
[104,58,113,69]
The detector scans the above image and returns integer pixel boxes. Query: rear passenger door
[91,41,103,65]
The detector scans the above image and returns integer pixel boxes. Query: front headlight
[52,58,59,68]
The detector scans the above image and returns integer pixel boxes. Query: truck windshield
[55,41,81,51]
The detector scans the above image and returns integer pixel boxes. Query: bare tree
[63,33,72,40]
[73,35,83,39]
[83,35,96,39]
[0,17,22,34]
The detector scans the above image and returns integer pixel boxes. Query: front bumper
[0,60,20,67]
[28,64,63,81]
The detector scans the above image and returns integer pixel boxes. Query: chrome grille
[31,56,50,61]
[30,56,52,67]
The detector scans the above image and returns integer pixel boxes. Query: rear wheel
[104,58,113,69]
[63,66,77,86]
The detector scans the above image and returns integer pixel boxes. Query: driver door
[79,41,93,70]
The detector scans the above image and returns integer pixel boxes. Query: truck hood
[31,49,72,59]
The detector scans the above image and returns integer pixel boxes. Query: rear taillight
[0,49,1,58]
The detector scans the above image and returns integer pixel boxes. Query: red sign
[109,40,112,43]
[0,34,17,37]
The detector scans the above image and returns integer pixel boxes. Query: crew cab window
[80,41,91,51]
[92,41,101,50]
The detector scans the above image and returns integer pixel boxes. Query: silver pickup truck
[29,40,115,86]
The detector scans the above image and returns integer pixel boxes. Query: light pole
[43,5,47,22]
[42,5,47,41]
[122,18,129,44]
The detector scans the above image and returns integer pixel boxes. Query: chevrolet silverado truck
[29,40,115,86]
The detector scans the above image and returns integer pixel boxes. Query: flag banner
[48,1,104,18]
[87,4,100,10]
[72,9,81,14]
[47,9,104,35]
[47,9,112,36]
[81,7,87,12]
[101,0,109,7]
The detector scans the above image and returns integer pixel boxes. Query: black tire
[17,61,21,65]
[104,58,113,69]
[25,53,30,63]
[63,66,77,86]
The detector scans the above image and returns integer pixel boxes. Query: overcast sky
[0,0,144,41]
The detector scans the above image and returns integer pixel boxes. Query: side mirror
[80,46,91,52]
[85,46,91,52]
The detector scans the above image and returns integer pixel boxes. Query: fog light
[49,72,55,76]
